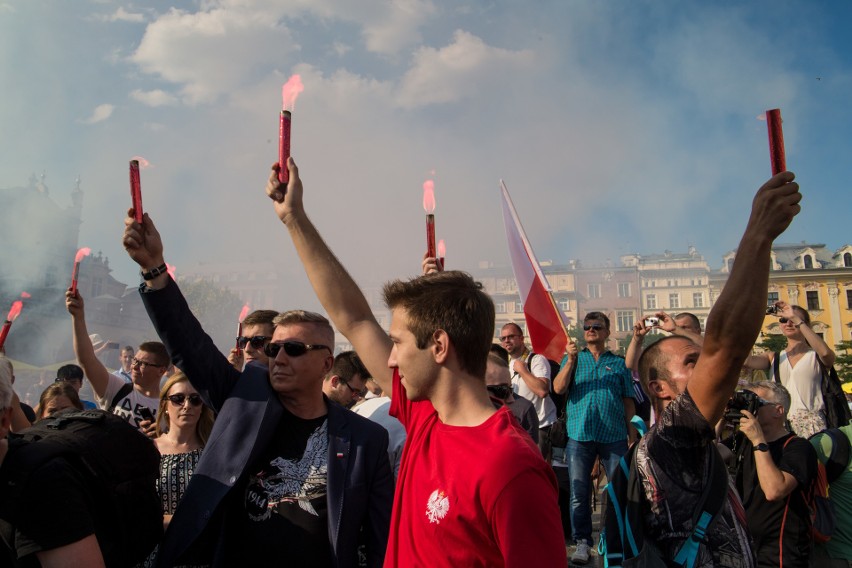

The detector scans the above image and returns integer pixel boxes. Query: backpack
[0,409,162,567]
[772,352,852,429]
[600,417,729,567]
[805,428,852,544]
[526,351,572,449]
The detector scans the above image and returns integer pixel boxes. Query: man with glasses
[227,309,277,370]
[553,311,635,565]
[485,353,539,442]
[723,381,817,567]
[120,213,393,567]
[65,291,163,431]
[500,322,556,456]
[322,351,368,408]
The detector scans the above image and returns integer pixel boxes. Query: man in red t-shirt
[264,158,566,567]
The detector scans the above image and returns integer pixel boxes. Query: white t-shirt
[778,350,825,415]
[96,373,159,431]
[510,351,557,427]
[354,396,406,480]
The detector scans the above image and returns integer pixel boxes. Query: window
[92,277,103,297]
[806,291,820,311]
[618,282,631,298]
[646,294,657,310]
[588,284,601,299]
[847,289,852,309]
[669,293,680,309]
[804,255,814,269]
[693,292,704,308]
[845,252,852,267]
[559,298,570,311]
[768,291,779,306]
[495,302,506,314]
[515,301,524,313]
[616,311,635,333]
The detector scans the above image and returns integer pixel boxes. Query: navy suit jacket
[140,279,393,568]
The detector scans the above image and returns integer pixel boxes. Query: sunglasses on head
[236,335,271,349]
[263,341,332,358]
[583,324,605,331]
[167,393,203,406]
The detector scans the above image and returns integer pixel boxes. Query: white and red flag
[500,180,570,361]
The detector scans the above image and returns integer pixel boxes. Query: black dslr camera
[724,390,761,423]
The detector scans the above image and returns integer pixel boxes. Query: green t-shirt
[811,425,852,561]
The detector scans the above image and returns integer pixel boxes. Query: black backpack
[0,409,162,567]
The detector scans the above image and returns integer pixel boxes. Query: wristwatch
[140,263,168,281]
[753,443,769,452]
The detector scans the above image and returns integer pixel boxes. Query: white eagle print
[425,489,450,524]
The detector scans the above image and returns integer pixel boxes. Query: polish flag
[500,180,569,361]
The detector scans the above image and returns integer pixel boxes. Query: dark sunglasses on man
[583,324,605,331]
[236,335,272,349]
[263,341,331,358]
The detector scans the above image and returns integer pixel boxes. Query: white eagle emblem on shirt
[425,489,450,524]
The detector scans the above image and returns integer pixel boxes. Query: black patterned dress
[139,449,204,568]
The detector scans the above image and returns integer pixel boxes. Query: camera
[644,317,660,327]
[766,305,779,315]
[724,390,761,423]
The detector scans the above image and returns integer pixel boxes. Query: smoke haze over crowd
[2,1,851,315]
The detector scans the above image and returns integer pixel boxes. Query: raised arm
[777,301,836,368]
[65,291,112,400]
[656,311,704,346]
[265,160,394,395]
[625,320,650,371]
[552,341,578,395]
[122,211,239,409]
[689,172,801,424]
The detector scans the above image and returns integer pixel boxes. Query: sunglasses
[583,324,605,331]
[167,393,203,407]
[236,335,272,349]
[132,357,164,370]
[487,384,512,400]
[779,318,795,324]
[263,341,332,358]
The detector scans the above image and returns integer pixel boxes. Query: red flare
[239,304,251,322]
[422,180,435,213]
[437,239,445,271]
[20,292,31,299]
[282,75,304,111]
[278,110,291,185]
[765,109,786,175]
[75,247,92,263]
[130,160,143,223]
[166,263,176,279]
[6,301,23,322]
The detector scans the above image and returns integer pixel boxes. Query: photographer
[745,302,836,437]
[723,381,817,568]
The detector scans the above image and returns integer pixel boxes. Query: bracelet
[140,263,168,281]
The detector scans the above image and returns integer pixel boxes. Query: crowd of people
[0,158,850,568]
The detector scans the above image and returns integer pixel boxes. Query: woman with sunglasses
[141,371,214,567]
[746,302,836,437]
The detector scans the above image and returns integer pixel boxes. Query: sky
[2,0,851,312]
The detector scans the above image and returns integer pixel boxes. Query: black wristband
[140,263,168,281]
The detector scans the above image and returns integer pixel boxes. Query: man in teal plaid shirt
[553,311,635,564]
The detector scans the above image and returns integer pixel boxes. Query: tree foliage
[836,340,852,384]
[755,333,787,354]
[177,278,244,355]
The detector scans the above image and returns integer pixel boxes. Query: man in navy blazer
[122,214,393,568]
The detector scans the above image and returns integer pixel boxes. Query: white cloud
[81,104,115,124]
[130,89,178,107]
[331,41,351,57]
[395,30,535,108]
[93,7,146,23]
[360,0,436,55]
[131,7,295,104]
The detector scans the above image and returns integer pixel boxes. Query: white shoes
[570,540,591,565]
